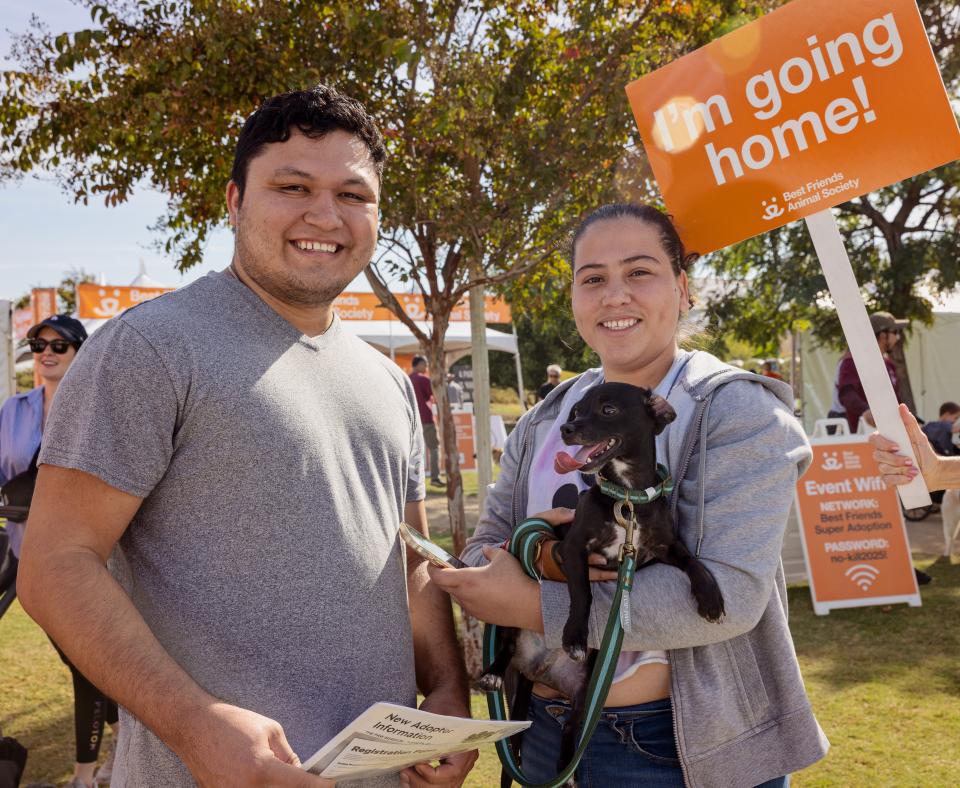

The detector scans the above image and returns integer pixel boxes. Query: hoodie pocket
[724,635,771,725]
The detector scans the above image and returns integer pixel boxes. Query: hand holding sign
[626,0,960,508]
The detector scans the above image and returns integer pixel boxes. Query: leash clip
[614,499,637,562]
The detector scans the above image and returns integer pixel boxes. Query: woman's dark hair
[570,203,699,282]
[230,84,387,202]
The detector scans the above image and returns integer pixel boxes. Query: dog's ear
[646,394,676,435]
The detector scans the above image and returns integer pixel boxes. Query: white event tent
[339,319,517,359]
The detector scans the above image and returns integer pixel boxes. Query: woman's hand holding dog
[429,547,544,631]
[428,507,618,630]
[528,507,619,583]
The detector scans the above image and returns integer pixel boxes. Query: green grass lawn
[4,561,958,786]
[490,401,524,421]
[424,468,500,500]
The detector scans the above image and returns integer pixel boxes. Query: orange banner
[13,308,33,340]
[31,288,57,325]
[77,282,174,319]
[794,437,918,614]
[626,0,960,254]
[333,292,511,323]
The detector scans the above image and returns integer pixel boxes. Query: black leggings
[49,638,119,764]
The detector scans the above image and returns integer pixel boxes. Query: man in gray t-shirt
[18,86,474,787]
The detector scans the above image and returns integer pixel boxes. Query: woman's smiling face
[34,326,77,385]
[571,215,688,386]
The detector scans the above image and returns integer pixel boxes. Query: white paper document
[301,702,529,781]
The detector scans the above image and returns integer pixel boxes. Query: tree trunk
[885,244,918,415]
[888,340,917,416]
[425,330,484,679]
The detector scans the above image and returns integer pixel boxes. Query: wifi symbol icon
[845,563,880,591]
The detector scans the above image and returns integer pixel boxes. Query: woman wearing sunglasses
[0,314,119,787]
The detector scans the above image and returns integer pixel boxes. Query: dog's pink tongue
[554,442,605,474]
[554,451,584,474]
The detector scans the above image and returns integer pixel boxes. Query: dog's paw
[563,643,588,663]
[473,673,504,692]
[698,595,725,623]
[562,619,589,662]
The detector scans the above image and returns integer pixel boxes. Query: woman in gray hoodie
[430,203,828,787]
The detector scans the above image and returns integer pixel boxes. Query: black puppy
[477,382,724,782]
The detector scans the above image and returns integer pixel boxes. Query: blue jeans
[519,694,790,788]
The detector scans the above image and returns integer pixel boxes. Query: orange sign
[333,292,511,323]
[626,0,960,254]
[77,282,174,319]
[438,412,476,471]
[13,308,33,340]
[794,436,919,614]
[30,288,59,386]
[453,413,476,471]
[31,288,57,324]
[332,292,396,321]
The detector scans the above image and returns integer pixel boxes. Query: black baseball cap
[27,314,88,346]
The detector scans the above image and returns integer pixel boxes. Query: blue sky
[0,0,371,302]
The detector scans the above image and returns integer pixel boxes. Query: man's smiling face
[227,128,380,308]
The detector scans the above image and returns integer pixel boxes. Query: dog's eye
[601,404,618,416]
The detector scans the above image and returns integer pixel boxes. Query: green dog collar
[598,463,674,505]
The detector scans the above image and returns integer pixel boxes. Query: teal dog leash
[482,511,639,787]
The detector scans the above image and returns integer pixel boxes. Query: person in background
[919,402,960,554]
[921,401,960,457]
[760,359,783,380]
[446,372,464,410]
[827,312,932,583]
[537,364,561,401]
[410,356,442,486]
[0,315,119,788]
[828,311,907,433]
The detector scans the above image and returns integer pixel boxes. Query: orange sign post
[437,412,477,471]
[626,0,960,509]
[795,422,919,614]
[30,288,57,325]
[452,413,476,472]
[30,288,58,388]
[13,308,34,340]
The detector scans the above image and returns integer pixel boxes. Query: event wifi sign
[794,428,919,615]
[625,0,960,255]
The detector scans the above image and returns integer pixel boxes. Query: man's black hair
[940,401,960,417]
[231,84,387,202]
[412,356,427,368]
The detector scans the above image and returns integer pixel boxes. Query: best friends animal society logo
[626,0,960,255]
[761,172,860,221]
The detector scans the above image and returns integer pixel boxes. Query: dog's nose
[560,423,575,438]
